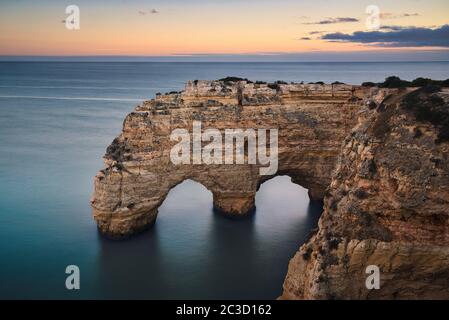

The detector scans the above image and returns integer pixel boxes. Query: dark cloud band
[321,25,449,47]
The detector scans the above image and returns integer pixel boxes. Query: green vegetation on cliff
[403,86,449,143]
[363,76,449,88]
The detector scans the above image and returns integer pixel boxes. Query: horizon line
[1,55,449,63]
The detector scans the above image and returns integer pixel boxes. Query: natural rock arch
[92,81,449,299]
[91,80,384,238]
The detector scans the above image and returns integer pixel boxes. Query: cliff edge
[281,86,449,299]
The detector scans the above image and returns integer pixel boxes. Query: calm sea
[0,61,448,299]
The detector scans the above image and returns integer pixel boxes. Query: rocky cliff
[281,86,449,299]
[91,79,373,237]
[91,78,449,299]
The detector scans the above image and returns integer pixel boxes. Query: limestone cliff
[91,79,374,237]
[281,87,449,299]
[92,78,448,299]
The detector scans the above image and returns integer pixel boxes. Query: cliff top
[136,78,361,112]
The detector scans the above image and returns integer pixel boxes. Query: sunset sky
[1,0,448,60]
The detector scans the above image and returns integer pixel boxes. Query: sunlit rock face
[91,79,378,238]
[281,88,449,300]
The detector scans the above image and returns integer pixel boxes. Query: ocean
[0,61,448,299]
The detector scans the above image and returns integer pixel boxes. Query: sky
[0,0,449,61]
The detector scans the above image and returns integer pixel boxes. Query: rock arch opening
[158,179,214,217]
[256,175,321,215]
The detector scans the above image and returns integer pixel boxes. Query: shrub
[412,78,449,87]
[268,83,281,91]
[411,77,433,87]
[362,77,449,88]
[403,86,449,143]
[308,81,325,85]
[218,76,252,83]
[379,76,410,88]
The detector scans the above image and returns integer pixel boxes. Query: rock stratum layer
[281,87,449,299]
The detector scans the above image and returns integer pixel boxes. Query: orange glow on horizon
[0,1,448,56]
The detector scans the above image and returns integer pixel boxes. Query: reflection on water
[96,177,322,299]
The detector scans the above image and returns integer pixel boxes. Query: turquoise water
[0,62,448,299]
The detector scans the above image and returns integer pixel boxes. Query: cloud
[309,31,327,35]
[321,25,449,47]
[138,8,159,16]
[299,37,312,40]
[303,17,359,25]
[379,25,412,31]
[380,12,419,19]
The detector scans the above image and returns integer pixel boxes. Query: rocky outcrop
[281,87,449,299]
[92,78,449,299]
[91,79,376,237]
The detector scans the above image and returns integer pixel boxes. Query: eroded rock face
[281,88,449,299]
[91,80,375,237]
